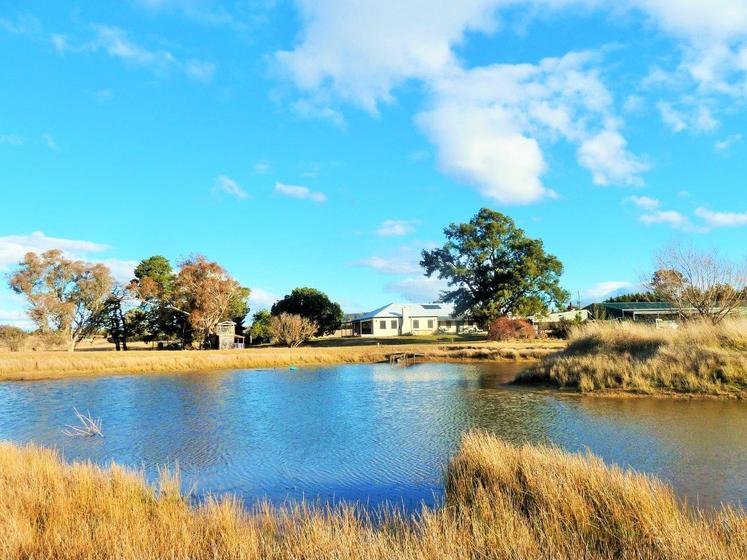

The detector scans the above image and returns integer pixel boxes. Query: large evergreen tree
[271,287,343,336]
[421,208,568,322]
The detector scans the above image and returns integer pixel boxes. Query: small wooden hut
[214,320,245,350]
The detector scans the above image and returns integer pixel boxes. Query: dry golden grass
[519,320,747,396]
[1,431,744,559]
[0,340,562,381]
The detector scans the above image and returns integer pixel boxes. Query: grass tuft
[0,432,745,559]
[518,320,747,396]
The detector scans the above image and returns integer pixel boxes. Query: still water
[0,362,745,511]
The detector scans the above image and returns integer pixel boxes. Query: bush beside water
[518,320,747,396]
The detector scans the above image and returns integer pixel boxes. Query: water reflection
[0,363,744,511]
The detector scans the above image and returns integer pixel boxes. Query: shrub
[269,313,318,348]
[0,326,27,352]
[488,317,536,341]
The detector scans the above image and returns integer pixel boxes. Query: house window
[413,319,420,329]
[380,320,387,330]
[362,321,373,335]
[427,319,434,329]
[391,320,397,329]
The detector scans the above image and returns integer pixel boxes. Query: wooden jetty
[387,352,425,366]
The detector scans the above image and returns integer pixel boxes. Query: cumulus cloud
[577,129,649,186]
[275,181,326,202]
[277,5,649,203]
[213,175,248,199]
[275,0,498,113]
[376,219,419,236]
[694,207,747,228]
[420,52,647,202]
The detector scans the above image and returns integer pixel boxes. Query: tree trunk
[119,306,128,351]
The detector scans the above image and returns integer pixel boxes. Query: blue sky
[2,0,747,327]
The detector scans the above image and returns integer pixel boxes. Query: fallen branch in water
[63,408,103,438]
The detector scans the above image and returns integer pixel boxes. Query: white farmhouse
[346,303,479,337]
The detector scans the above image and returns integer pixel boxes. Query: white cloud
[695,106,719,131]
[658,102,719,133]
[657,101,687,132]
[276,4,651,203]
[577,130,649,186]
[353,256,421,275]
[420,52,646,202]
[627,195,660,210]
[0,232,136,282]
[275,181,326,202]
[213,175,248,199]
[695,207,747,228]
[275,0,499,113]
[41,133,57,150]
[0,232,109,271]
[99,259,138,282]
[376,219,419,236]
[417,100,551,204]
[386,276,448,303]
[582,281,636,302]
[52,25,215,81]
[248,287,280,310]
[630,1,747,96]
[715,133,743,151]
[291,98,345,128]
[639,210,690,229]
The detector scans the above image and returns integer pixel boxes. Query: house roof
[352,303,461,321]
[585,302,689,312]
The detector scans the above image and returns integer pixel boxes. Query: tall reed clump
[518,319,747,396]
[1,432,745,560]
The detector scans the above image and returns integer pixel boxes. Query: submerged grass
[0,341,561,381]
[1,431,745,559]
[518,320,747,396]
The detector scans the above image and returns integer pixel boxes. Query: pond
[1,362,745,511]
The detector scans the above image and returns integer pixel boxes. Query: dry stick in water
[63,407,103,437]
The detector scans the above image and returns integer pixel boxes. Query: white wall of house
[407,316,437,333]
[372,317,401,336]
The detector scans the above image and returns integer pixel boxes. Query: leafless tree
[648,243,747,324]
[269,313,318,347]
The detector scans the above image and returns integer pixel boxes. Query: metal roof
[593,302,676,311]
[352,303,460,321]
